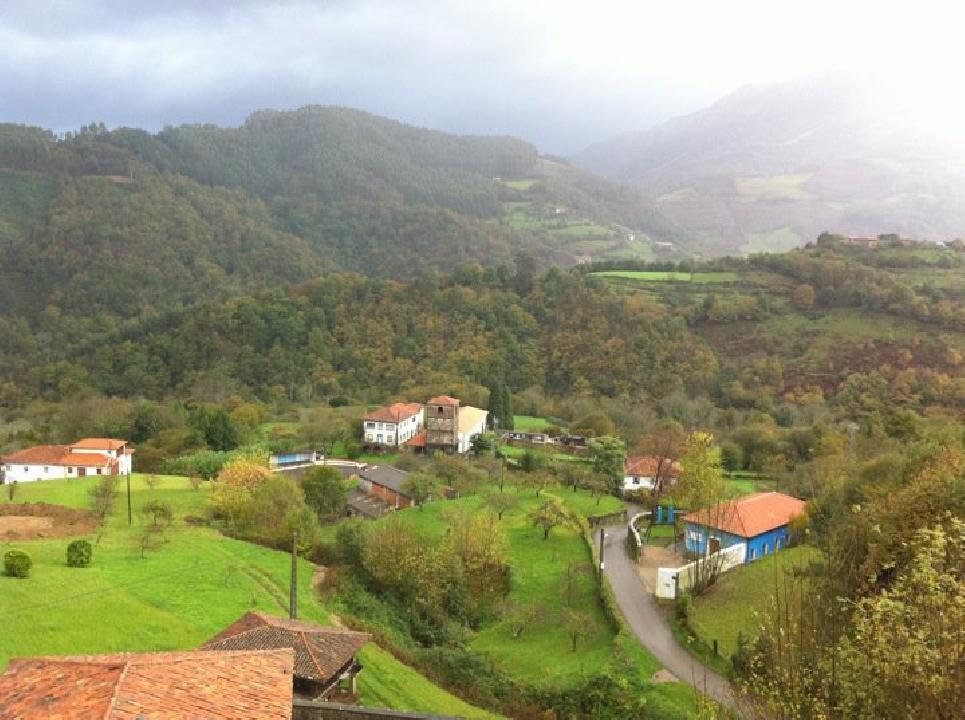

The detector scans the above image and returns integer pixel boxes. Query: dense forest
[0,108,678,326]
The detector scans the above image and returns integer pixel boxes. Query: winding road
[602,516,737,710]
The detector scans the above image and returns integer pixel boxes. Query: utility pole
[598,527,606,571]
[126,473,132,525]
[289,530,298,620]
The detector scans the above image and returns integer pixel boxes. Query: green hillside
[0,474,497,718]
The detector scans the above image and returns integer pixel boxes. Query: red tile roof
[684,492,807,539]
[0,649,294,719]
[427,395,460,406]
[363,402,423,423]
[71,438,127,451]
[0,445,115,468]
[403,430,427,448]
[202,612,370,684]
[625,456,681,478]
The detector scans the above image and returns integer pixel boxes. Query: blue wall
[685,522,791,563]
[744,526,790,562]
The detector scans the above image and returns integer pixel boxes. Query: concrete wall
[656,543,747,600]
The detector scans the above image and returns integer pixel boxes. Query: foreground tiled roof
[203,613,370,683]
[364,402,424,423]
[427,395,460,406]
[1,445,115,468]
[0,649,294,719]
[71,438,127,451]
[684,492,807,539]
[625,456,681,478]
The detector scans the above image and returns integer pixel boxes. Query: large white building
[362,403,425,449]
[1,438,133,483]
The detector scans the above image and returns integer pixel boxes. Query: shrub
[66,539,93,568]
[675,590,692,621]
[4,549,32,578]
[344,440,362,459]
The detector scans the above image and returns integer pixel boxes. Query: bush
[675,590,692,621]
[344,440,362,459]
[4,549,32,578]
[66,539,93,568]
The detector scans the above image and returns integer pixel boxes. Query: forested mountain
[575,73,965,255]
[0,108,677,328]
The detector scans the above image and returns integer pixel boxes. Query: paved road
[602,516,737,710]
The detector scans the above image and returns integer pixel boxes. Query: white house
[1,438,133,484]
[362,403,424,449]
[456,406,489,453]
[622,456,681,495]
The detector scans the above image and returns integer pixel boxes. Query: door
[709,537,721,554]
[78,468,86,477]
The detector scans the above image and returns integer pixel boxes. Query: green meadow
[0,474,495,718]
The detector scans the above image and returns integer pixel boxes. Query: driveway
[602,516,738,711]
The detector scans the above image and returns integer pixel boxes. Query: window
[437,406,444,414]
[387,435,394,444]
[365,422,375,429]
[750,548,757,560]
[96,469,102,475]
[68,468,73,474]
[44,466,49,473]
[775,539,782,551]
[23,467,28,472]
[763,543,769,555]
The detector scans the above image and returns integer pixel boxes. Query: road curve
[601,516,737,710]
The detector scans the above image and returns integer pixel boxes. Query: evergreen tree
[487,381,504,430]
[501,385,514,430]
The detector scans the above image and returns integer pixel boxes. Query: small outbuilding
[683,491,806,563]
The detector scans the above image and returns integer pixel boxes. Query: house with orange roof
[0,648,295,719]
[1,438,133,484]
[362,402,424,449]
[622,455,681,495]
[683,491,806,563]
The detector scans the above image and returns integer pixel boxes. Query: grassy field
[378,484,634,687]
[687,545,819,661]
[0,474,495,718]
[512,415,551,432]
[593,270,740,283]
[735,173,812,202]
[500,178,538,190]
[723,471,776,496]
[740,226,801,254]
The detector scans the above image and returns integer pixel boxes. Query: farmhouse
[0,437,133,483]
[683,491,806,563]
[357,464,412,508]
[362,402,424,449]
[0,649,295,719]
[622,456,681,494]
[203,612,371,701]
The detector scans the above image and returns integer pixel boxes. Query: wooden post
[290,530,298,620]
[713,639,718,656]
[598,527,605,571]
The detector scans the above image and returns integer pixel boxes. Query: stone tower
[425,395,460,454]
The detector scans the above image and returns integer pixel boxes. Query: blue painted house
[683,492,806,563]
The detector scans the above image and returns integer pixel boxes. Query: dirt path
[602,514,738,711]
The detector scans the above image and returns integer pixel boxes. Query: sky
[2,0,964,154]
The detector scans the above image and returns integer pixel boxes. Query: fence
[655,543,746,599]
[586,509,628,528]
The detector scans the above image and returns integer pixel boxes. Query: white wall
[363,411,423,447]
[1,462,111,484]
[655,543,747,600]
[457,418,487,453]
[623,474,656,492]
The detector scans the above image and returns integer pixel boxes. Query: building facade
[362,403,424,449]
[1,438,133,483]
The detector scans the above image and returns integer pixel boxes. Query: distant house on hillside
[0,438,133,483]
[357,464,412,508]
[420,395,488,454]
[362,402,424,450]
[622,456,681,495]
[202,612,370,701]
[0,648,295,719]
[653,241,675,252]
[684,492,806,563]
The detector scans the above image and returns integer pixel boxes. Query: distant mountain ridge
[575,73,965,255]
[0,106,677,325]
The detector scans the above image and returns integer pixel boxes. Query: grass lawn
[500,178,538,190]
[386,484,632,688]
[512,415,551,432]
[592,271,740,283]
[0,474,494,718]
[723,471,776,496]
[687,545,820,661]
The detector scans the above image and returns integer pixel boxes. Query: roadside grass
[512,414,551,431]
[592,271,740,283]
[687,545,819,662]
[0,475,495,717]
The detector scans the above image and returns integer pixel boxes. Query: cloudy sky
[2,1,962,153]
